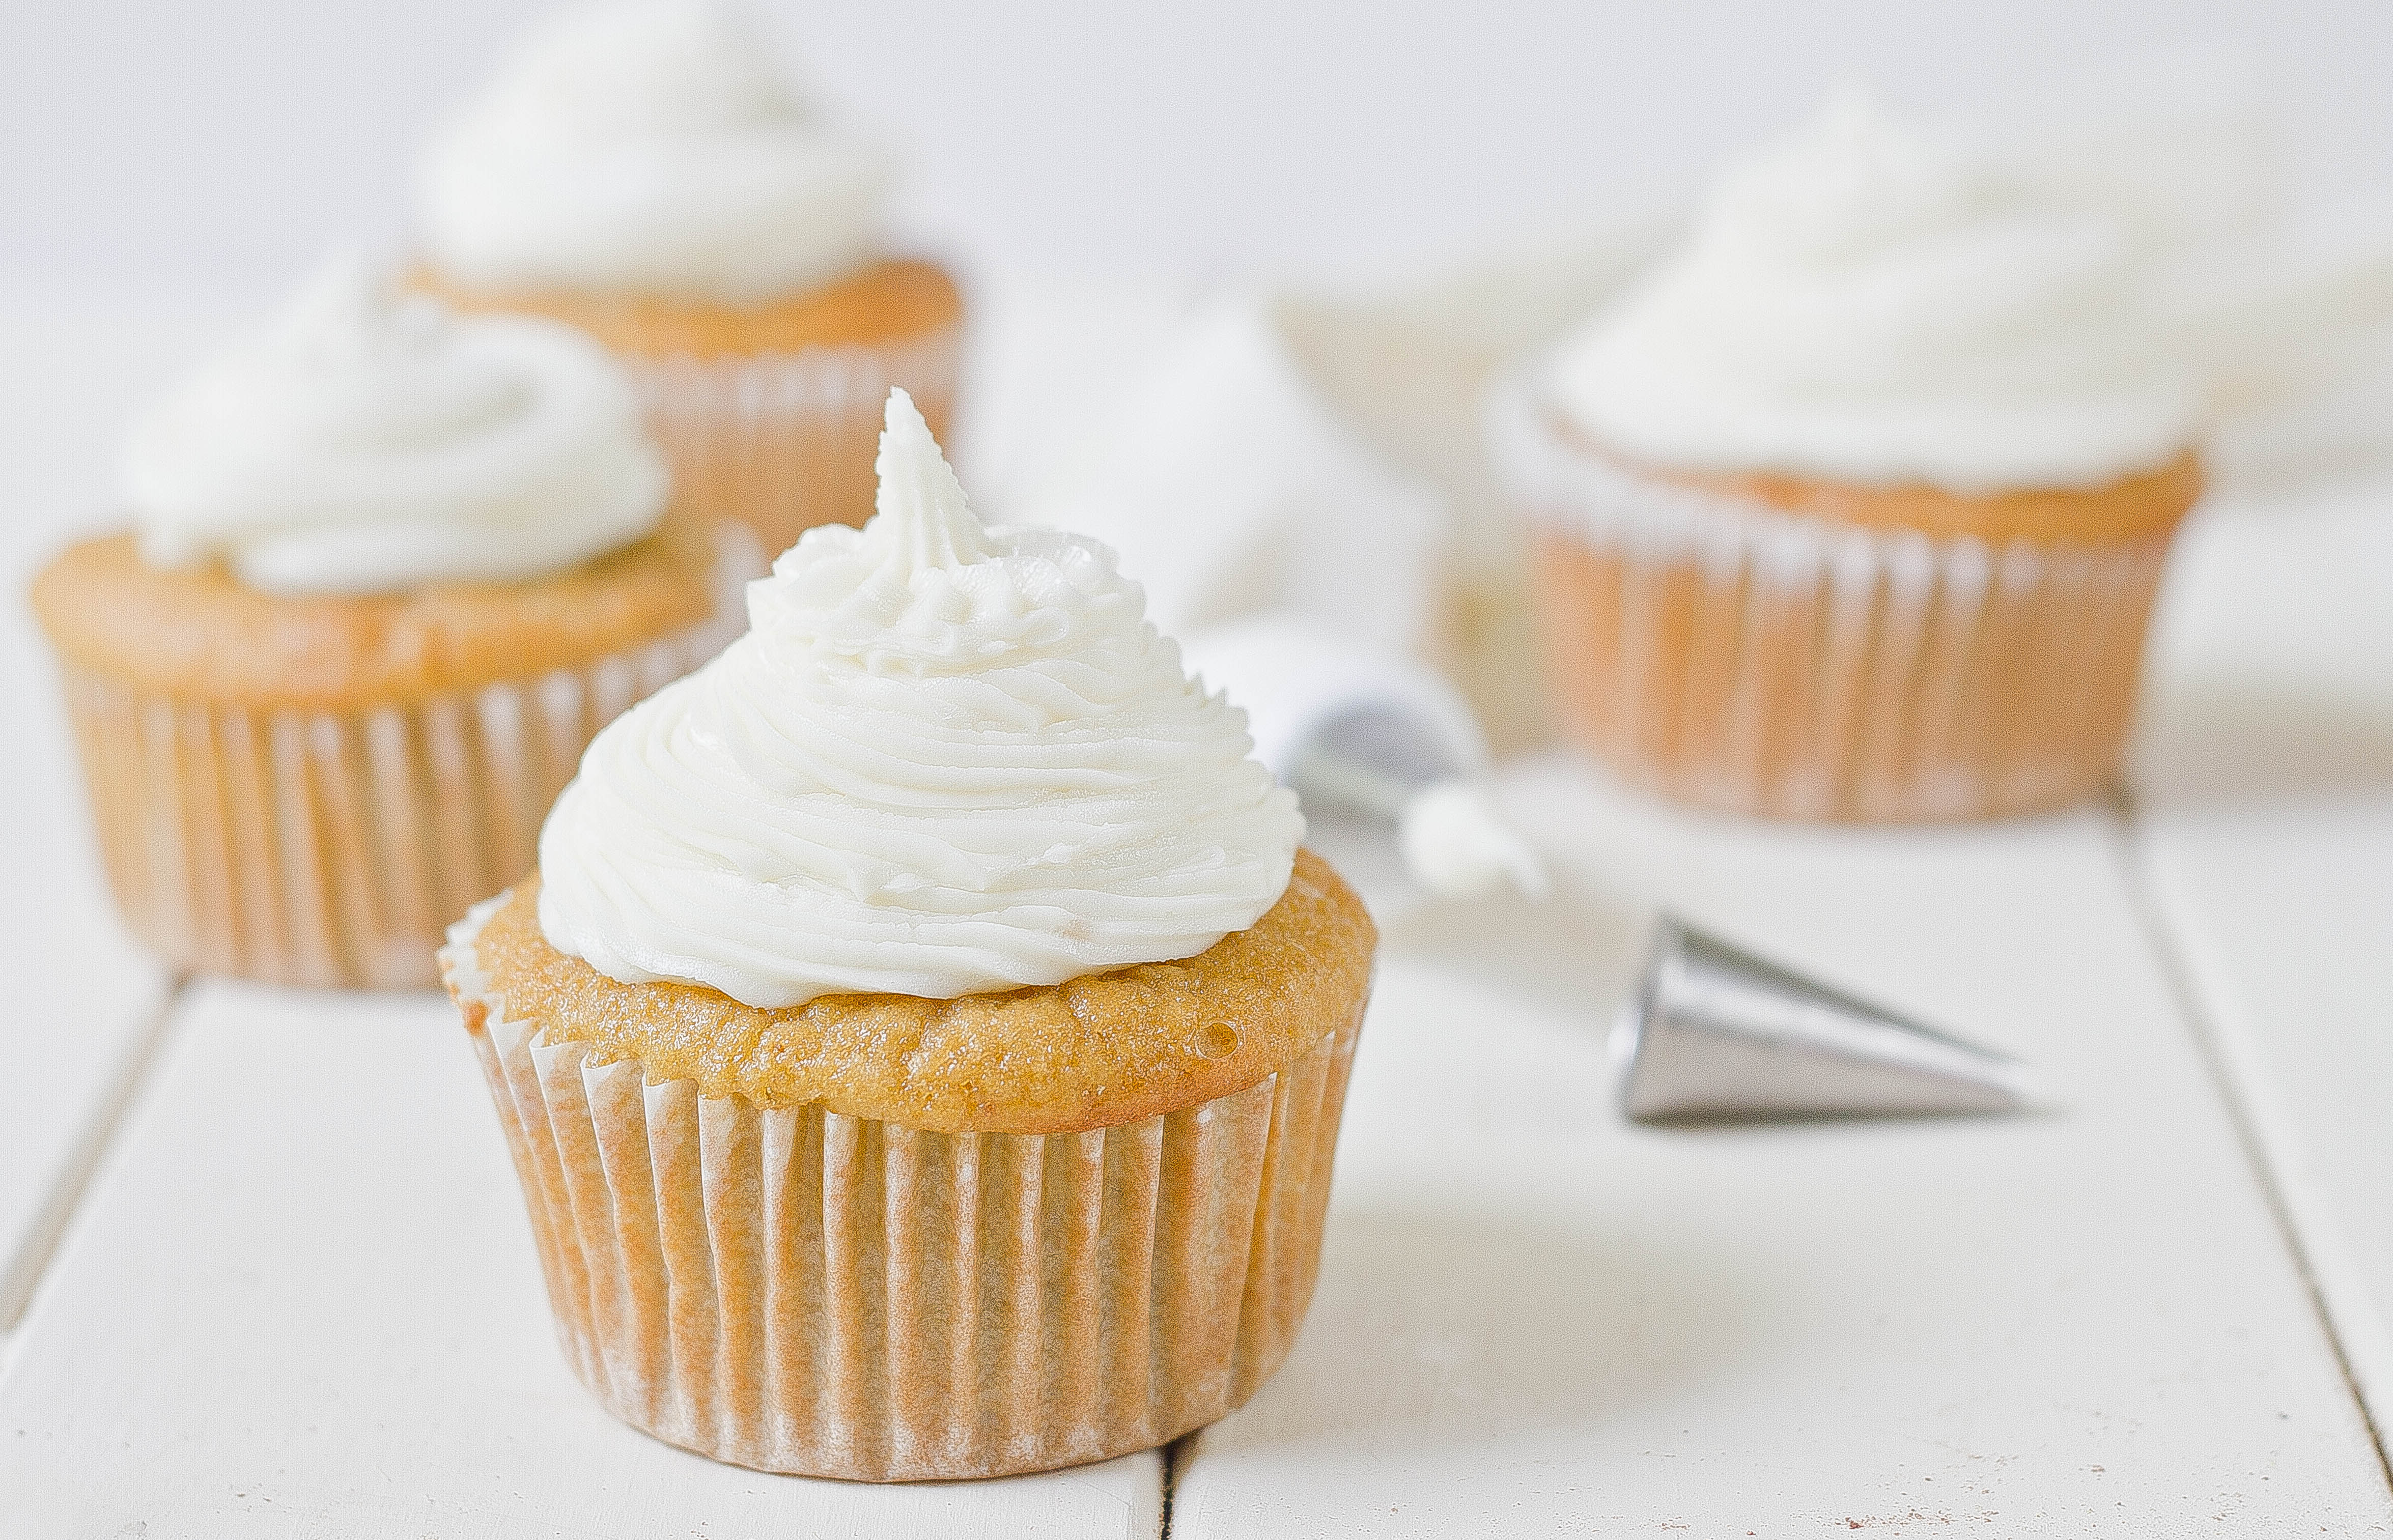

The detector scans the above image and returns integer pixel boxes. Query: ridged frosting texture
[1548,94,2202,491]
[125,263,668,595]
[416,0,889,304]
[537,389,1305,1008]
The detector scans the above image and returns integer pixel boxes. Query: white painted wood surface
[2131,452,2393,1433]
[0,982,1165,1537]
[0,299,237,1322]
[3,288,2389,1535]
[1176,766,2392,1537]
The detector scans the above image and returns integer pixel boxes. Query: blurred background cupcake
[28,262,754,988]
[1491,94,2222,822]
[410,0,964,557]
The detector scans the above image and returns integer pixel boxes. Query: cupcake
[412,0,965,557]
[1490,97,2206,821]
[441,391,1374,1480]
[29,264,754,988]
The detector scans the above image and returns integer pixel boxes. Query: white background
[5,0,2391,304]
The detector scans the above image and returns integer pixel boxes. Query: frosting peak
[417,1,890,304]
[1547,93,2202,491]
[124,261,668,595]
[871,391,994,569]
[536,390,1305,1008]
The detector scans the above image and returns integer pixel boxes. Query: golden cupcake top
[456,848,1374,1134]
[1572,429,2203,547]
[31,516,726,712]
[417,254,962,360]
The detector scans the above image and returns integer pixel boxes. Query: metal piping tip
[1617,916,2038,1124]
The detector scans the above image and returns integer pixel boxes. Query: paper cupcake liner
[1490,388,2183,822]
[443,899,1364,1481]
[629,323,963,559]
[56,529,757,989]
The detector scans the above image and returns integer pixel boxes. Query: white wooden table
[4,288,2389,1536]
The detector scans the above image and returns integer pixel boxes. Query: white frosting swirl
[417,1,889,304]
[125,263,668,595]
[1549,95,2201,491]
[537,390,1305,1008]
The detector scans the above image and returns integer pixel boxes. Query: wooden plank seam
[0,975,186,1334]
[2107,786,2393,1486]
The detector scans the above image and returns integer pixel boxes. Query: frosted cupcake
[1491,97,2205,821]
[442,391,1374,1480]
[30,265,753,988]
[412,0,965,556]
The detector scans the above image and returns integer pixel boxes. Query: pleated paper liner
[443,899,1365,1482]
[632,322,963,559]
[1489,387,2185,822]
[57,527,758,989]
